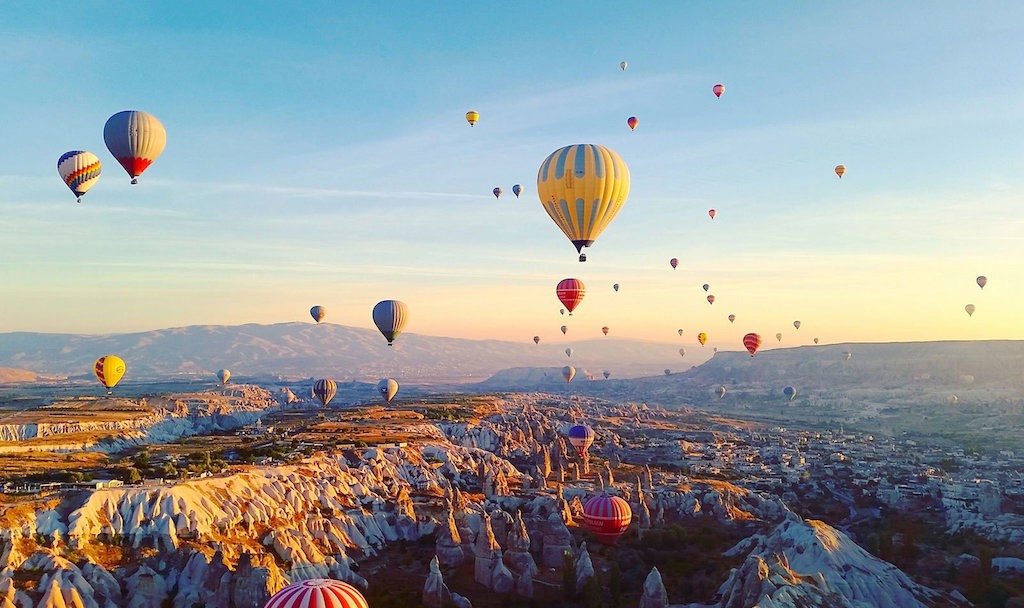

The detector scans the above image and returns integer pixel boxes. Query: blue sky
[1,1,1023,354]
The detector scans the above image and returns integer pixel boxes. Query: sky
[1,1,1023,355]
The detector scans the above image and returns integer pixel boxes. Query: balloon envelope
[619,61,627,70]
[793,321,801,330]
[783,386,796,400]
[493,187,502,199]
[702,284,710,292]
[834,164,846,178]
[728,314,736,323]
[718,385,727,398]
[713,83,725,98]
[377,378,399,403]
[583,494,632,544]
[103,110,166,183]
[603,370,610,379]
[465,110,479,126]
[533,335,540,344]
[567,424,595,457]
[965,304,975,317]
[372,300,409,345]
[613,283,619,292]
[265,578,368,608]
[677,329,684,336]
[813,338,819,344]
[560,325,568,335]
[216,369,230,385]
[707,295,715,305]
[977,276,987,289]
[776,333,783,342]
[94,356,126,392]
[512,184,522,198]
[310,306,326,323]
[743,333,762,356]
[697,332,708,346]
[627,116,638,130]
[556,278,586,314]
[670,258,678,269]
[313,379,337,407]
[679,348,686,357]
[537,144,630,261]
[57,151,101,202]
[562,365,576,383]
[602,326,609,336]
[708,209,716,219]
[565,347,573,358]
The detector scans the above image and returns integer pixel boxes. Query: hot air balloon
[493,187,502,199]
[377,378,399,404]
[697,332,708,346]
[664,369,671,376]
[603,371,610,379]
[602,326,609,336]
[103,110,166,184]
[565,347,574,358]
[707,295,715,305]
[538,144,630,262]
[834,164,846,179]
[844,351,853,361]
[728,314,736,323]
[562,365,576,383]
[702,284,710,292]
[793,320,801,330]
[627,116,638,130]
[312,379,337,407]
[512,184,522,198]
[965,304,975,317]
[813,337,819,344]
[713,84,725,98]
[713,347,719,353]
[310,306,326,323]
[560,325,568,335]
[613,283,619,292]
[556,278,586,315]
[94,356,126,395]
[465,110,479,126]
[977,276,987,289]
[567,424,595,457]
[583,494,632,544]
[619,61,627,70]
[708,209,716,219]
[560,308,566,316]
[677,329,684,336]
[783,386,796,401]
[216,369,230,385]
[670,258,679,270]
[265,578,368,608]
[743,333,762,356]
[679,348,686,357]
[718,385,727,398]
[776,333,783,342]
[372,300,409,345]
[533,335,540,344]
[57,151,101,203]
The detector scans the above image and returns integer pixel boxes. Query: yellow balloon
[94,355,126,392]
[537,144,630,261]
[465,110,479,126]
[697,332,708,346]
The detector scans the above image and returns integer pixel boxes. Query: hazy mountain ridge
[0,323,681,383]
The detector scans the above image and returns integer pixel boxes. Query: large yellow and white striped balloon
[537,144,630,261]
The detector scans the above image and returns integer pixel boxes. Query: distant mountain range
[0,323,691,383]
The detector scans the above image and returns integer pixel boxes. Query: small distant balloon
[718,385,727,398]
[743,333,762,356]
[844,351,853,361]
[702,284,710,292]
[776,333,783,342]
[603,370,611,379]
[664,369,671,376]
[670,258,679,270]
[533,335,540,344]
[465,110,479,126]
[493,187,502,199]
[677,329,684,336]
[602,326,610,336]
[834,164,846,179]
[813,337,819,344]
[965,304,975,317]
[377,378,399,404]
[312,379,337,407]
[976,276,987,289]
[561,325,568,335]
[707,295,715,305]
[565,347,574,358]
[627,116,638,130]
[697,332,708,346]
[562,365,576,383]
[708,209,716,219]
[560,308,566,316]
[310,306,326,323]
[512,184,522,198]
[216,369,230,385]
[678,348,686,357]
[783,386,797,401]
[793,321,801,330]
[620,61,628,70]
[613,283,620,292]
[728,314,736,323]
[713,83,725,98]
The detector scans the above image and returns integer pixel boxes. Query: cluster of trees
[114,449,228,483]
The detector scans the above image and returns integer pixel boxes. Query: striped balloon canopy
[567,424,595,457]
[743,333,762,356]
[583,494,632,544]
[265,579,368,608]
[57,151,101,203]
[310,306,326,323]
[556,278,586,314]
[372,300,409,345]
[537,144,630,262]
[313,379,337,407]
[103,110,166,184]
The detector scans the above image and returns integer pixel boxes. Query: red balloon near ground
[583,494,632,544]
[265,579,368,608]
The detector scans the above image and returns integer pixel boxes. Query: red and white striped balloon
[556,278,586,314]
[265,579,368,608]
[583,494,632,544]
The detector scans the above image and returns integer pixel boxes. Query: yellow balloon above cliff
[94,355,126,394]
[537,144,630,262]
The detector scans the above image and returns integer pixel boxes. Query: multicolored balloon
[627,116,638,130]
[57,151,101,203]
[493,187,502,199]
[377,378,399,404]
[697,332,708,346]
[567,424,595,457]
[310,306,326,323]
[619,61,628,71]
[783,386,796,401]
[512,184,522,198]
[602,326,610,336]
[583,494,632,544]
[537,144,630,262]
[562,365,576,383]
[556,278,586,314]
[976,276,987,289]
[834,164,846,179]
[707,295,715,305]
[743,333,762,356]
[94,355,126,394]
[313,379,337,407]
[216,369,230,385]
[372,300,409,345]
[465,110,479,126]
[264,578,368,608]
[713,83,725,98]
[103,110,166,184]
[728,314,736,323]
